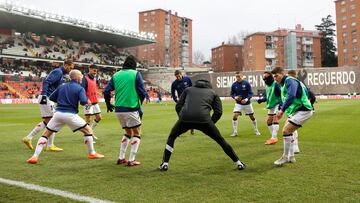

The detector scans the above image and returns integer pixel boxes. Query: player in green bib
[271,67,313,166]
[257,71,282,145]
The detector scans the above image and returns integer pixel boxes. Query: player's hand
[240,98,248,104]
[235,96,242,101]
[257,99,261,104]
[106,102,114,112]
[39,95,47,105]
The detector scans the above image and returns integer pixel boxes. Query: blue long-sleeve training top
[49,80,88,114]
[280,76,310,113]
[230,80,253,105]
[171,76,192,102]
[41,66,66,97]
[103,71,147,112]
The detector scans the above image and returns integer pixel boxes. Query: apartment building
[335,0,360,67]
[138,9,192,68]
[243,25,321,71]
[211,42,243,72]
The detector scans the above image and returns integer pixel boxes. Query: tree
[227,31,249,45]
[315,15,338,67]
[193,50,205,65]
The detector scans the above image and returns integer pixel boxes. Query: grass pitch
[0,100,359,202]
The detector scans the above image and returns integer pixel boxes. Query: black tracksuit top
[175,80,222,124]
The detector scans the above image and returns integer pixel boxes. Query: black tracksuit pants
[162,120,240,163]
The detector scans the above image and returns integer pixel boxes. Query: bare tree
[227,31,250,45]
[193,50,205,65]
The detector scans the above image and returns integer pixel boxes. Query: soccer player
[230,71,260,137]
[82,64,101,140]
[23,59,74,151]
[26,70,104,164]
[103,55,147,166]
[257,71,282,145]
[159,79,246,171]
[171,70,194,134]
[271,67,313,166]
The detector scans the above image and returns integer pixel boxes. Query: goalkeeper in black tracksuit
[159,79,246,171]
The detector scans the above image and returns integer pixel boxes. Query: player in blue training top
[171,70,194,134]
[26,70,104,164]
[22,59,74,152]
[171,70,192,103]
[230,71,260,137]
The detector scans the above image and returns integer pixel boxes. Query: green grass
[0,100,360,202]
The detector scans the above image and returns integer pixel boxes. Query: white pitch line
[0,177,115,203]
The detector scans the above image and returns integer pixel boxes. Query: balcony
[265,49,276,59]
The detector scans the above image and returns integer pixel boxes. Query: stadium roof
[0,2,156,48]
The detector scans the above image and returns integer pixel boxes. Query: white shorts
[233,103,254,115]
[38,95,54,118]
[288,111,313,127]
[115,111,141,129]
[84,103,101,115]
[46,112,87,132]
[268,104,280,116]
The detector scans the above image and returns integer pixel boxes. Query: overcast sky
[5,0,336,59]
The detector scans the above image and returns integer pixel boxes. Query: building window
[342,16,347,21]
[352,46,358,52]
[351,22,357,27]
[352,30,357,35]
[144,18,148,22]
[352,55,358,61]
[151,11,155,15]
[342,24,347,29]
[341,8,346,13]
[351,14,356,18]
[343,32,347,37]
[352,38,358,43]
[343,48,347,53]
[350,5,356,10]
[143,13,148,16]
[341,1,346,5]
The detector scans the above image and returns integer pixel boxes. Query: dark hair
[89,64,97,69]
[263,71,272,75]
[271,67,284,74]
[123,55,137,70]
[174,70,182,76]
[235,71,241,74]
[64,59,73,65]
[287,70,297,77]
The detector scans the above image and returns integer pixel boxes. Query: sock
[293,130,299,151]
[119,134,131,160]
[47,133,55,147]
[267,124,273,137]
[84,134,95,155]
[91,119,99,130]
[272,123,279,139]
[128,136,141,162]
[162,144,174,163]
[252,119,259,131]
[235,160,244,166]
[33,136,48,157]
[27,121,46,139]
[232,119,238,134]
[283,134,293,158]
[289,138,295,157]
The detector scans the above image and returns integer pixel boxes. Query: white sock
[84,135,95,155]
[293,130,300,151]
[232,120,238,134]
[267,124,273,137]
[283,135,292,158]
[252,119,258,131]
[27,121,46,139]
[33,136,48,157]
[235,160,244,166]
[119,135,131,160]
[272,123,279,139]
[91,119,98,130]
[47,133,55,147]
[129,136,141,162]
